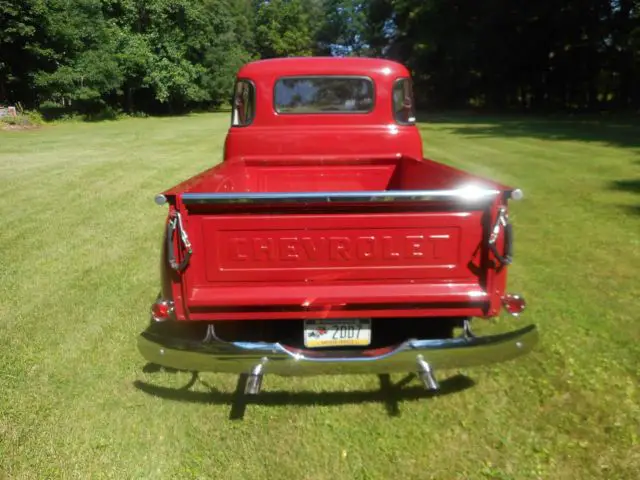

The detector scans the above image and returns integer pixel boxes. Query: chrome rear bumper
[137,324,539,376]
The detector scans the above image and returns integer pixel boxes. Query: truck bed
[161,155,514,322]
[165,155,505,196]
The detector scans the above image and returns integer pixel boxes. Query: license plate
[303,319,371,348]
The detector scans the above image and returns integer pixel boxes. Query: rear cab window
[274,76,374,114]
[392,78,416,125]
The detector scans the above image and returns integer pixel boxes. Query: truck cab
[223,57,423,160]
[138,57,538,396]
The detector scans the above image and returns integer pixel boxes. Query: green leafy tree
[316,0,371,56]
[254,0,315,58]
[103,0,252,112]
[3,0,640,115]
[32,0,123,113]
[363,0,640,110]
[0,0,52,106]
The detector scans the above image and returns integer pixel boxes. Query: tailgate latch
[167,211,192,272]
[488,206,513,266]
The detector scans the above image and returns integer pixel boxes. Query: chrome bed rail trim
[181,187,502,205]
[137,324,538,376]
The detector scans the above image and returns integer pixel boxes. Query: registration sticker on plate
[303,319,371,348]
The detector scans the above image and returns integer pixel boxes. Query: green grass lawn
[1,113,639,479]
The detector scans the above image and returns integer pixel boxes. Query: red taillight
[502,294,526,316]
[151,300,174,321]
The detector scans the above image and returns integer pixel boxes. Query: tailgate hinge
[488,206,513,266]
[167,210,192,272]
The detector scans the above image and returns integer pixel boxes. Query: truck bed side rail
[180,187,509,206]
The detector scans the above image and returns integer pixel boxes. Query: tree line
[1,0,639,117]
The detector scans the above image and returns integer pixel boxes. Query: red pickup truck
[138,57,538,394]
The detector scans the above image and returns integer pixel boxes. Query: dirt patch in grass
[1,123,42,131]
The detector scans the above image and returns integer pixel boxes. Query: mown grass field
[1,113,639,479]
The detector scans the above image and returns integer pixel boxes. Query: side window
[232,80,255,126]
[392,78,416,125]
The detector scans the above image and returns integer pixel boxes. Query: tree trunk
[127,87,134,113]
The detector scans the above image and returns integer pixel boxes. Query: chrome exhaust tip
[245,374,263,395]
[244,358,268,395]
[416,355,439,391]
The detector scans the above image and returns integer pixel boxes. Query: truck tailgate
[176,208,492,320]
[160,156,514,320]
[200,212,477,284]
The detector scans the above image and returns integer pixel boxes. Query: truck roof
[236,56,411,80]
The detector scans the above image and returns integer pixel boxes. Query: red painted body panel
[158,58,516,323]
[224,125,423,160]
